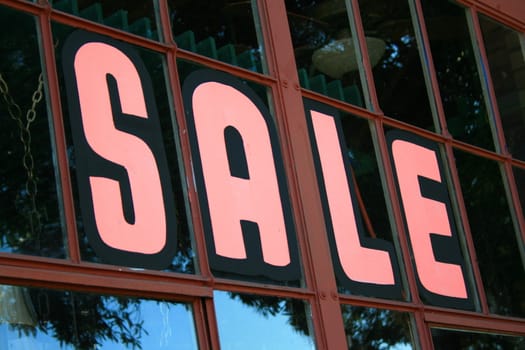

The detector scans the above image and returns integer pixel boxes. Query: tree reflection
[227,292,413,349]
[342,306,412,349]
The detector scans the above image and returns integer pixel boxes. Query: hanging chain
[0,71,44,238]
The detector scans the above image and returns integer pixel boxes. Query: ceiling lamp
[312,36,386,79]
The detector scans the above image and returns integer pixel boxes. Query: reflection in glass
[51,0,160,40]
[454,150,525,317]
[169,0,265,73]
[420,0,494,150]
[358,0,434,129]
[285,0,365,107]
[337,115,404,298]
[214,291,315,350]
[341,305,415,349]
[53,23,196,273]
[479,16,525,161]
[0,284,198,349]
[513,166,525,220]
[431,328,525,349]
[0,6,66,257]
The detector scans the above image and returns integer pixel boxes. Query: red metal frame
[0,0,523,349]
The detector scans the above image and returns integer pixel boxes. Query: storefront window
[431,328,524,349]
[213,290,315,349]
[52,24,196,273]
[341,305,416,349]
[479,15,525,161]
[285,0,365,107]
[454,150,525,317]
[420,0,495,150]
[169,0,265,74]
[0,1,523,349]
[0,6,66,258]
[0,284,198,349]
[51,0,160,41]
[357,0,434,129]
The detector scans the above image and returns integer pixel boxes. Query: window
[0,1,523,349]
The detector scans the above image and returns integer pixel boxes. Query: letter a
[183,70,299,281]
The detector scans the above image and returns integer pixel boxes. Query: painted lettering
[62,30,177,269]
[183,70,300,280]
[306,101,402,299]
[388,130,473,308]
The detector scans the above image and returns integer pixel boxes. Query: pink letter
[74,42,166,254]
[391,139,467,298]
[311,110,395,285]
[191,81,290,266]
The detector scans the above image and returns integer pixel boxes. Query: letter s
[62,31,177,269]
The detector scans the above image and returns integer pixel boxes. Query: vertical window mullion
[348,0,382,113]
[38,3,81,263]
[257,0,347,348]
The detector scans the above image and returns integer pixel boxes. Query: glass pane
[169,1,265,73]
[420,0,494,150]
[341,305,416,349]
[514,166,525,220]
[339,115,395,253]
[214,290,315,350]
[358,0,434,129]
[51,0,160,40]
[285,0,365,107]
[454,150,525,317]
[53,24,196,273]
[0,6,66,258]
[431,328,525,349]
[479,16,525,161]
[0,283,198,349]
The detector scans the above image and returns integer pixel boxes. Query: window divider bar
[37,2,81,263]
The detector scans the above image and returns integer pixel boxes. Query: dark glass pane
[431,328,525,349]
[420,1,494,150]
[336,115,404,298]
[0,283,197,349]
[51,0,160,40]
[514,166,525,220]
[358,0,434,129]
[0,6,66,258]
[169,1,264,73]
[340,115,394,245]
[454,150,525,317]
[341,305,416,349]
[479,16,525,161]
[214,291,315,349]
[285,0,365,107]
[53,24,196,273]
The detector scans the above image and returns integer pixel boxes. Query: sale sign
[62,30,474,308]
